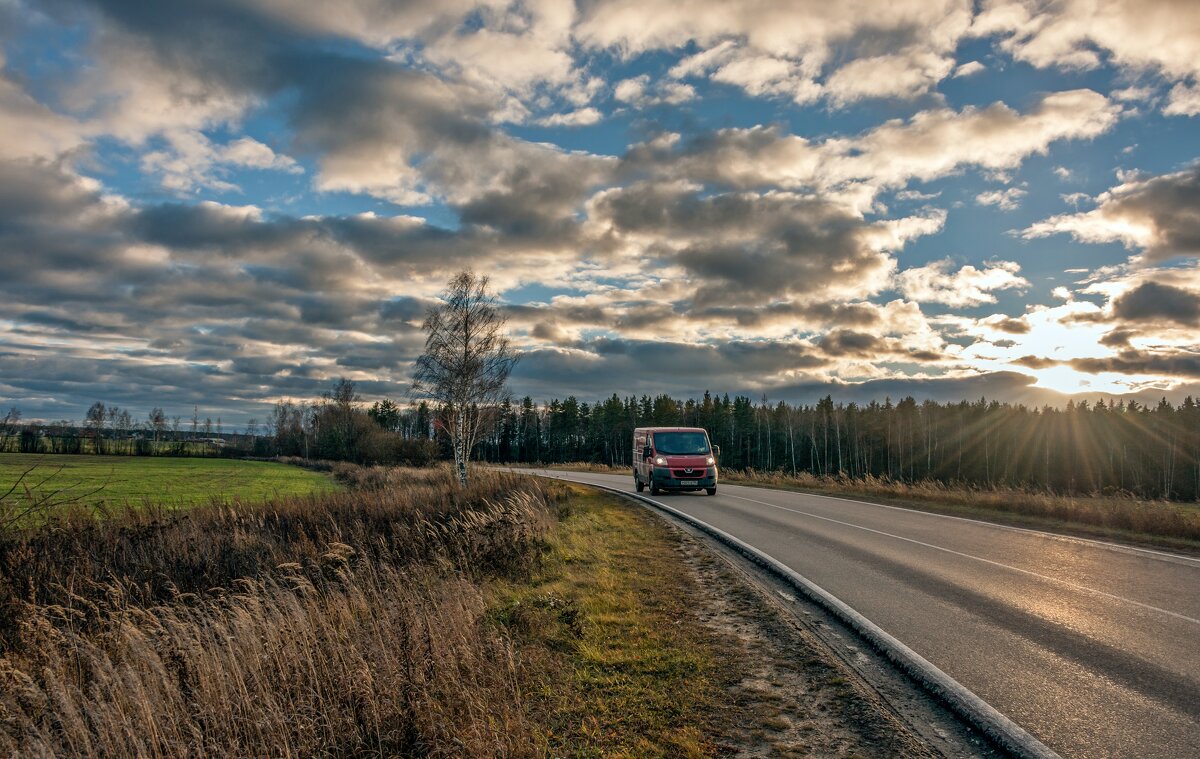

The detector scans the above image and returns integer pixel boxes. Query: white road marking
[722,491,1200,626]
[725,482,1200,567]
[521,469,1200,623]
[534,468,1200,566]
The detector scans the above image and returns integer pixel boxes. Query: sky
[2,0,1200,425]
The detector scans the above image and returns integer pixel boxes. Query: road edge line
[539,474,1061,759]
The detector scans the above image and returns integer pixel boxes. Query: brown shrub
[0,564,536,757]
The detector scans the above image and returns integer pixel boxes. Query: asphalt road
[521,469,1200,759]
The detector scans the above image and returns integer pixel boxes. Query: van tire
[706,487,717,496]
[635,474,645,492]
[650,482,660,495]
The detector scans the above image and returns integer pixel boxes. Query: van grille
[671,468,709,479]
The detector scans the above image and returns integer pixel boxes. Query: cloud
[1165,82,1200,116]
[44,0,596,201]
[974,0,1200,82]
[975,187,1027,210]
[1111,85,1156,103]
[701,49,822,104]
[621,89,1118,218]
[510,338,832,399]
[537,107,603,127]
[953,60,985,77]
[982,315,1031,334]
[0,157,588,420]
[824,51,955,105]
[285,54,616,209]
[231,0,484,48]
[0,57,88,161]
[896,259,1029,307]
[1069,351,1200,379]
[221,137,301,172]
[586,182,943,303]
[613,75,696,107]
[579,0,972,106]
[1022,164,1200,261]
[1111,281,1200,325]
[55,1,280,143]
[287,60,492,204]
[816,329,944,362]
[138,132,302,194]
[768,370,1076,408]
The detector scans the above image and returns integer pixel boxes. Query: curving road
[520,469,1200,759]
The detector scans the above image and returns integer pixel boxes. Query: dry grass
[0,466,557,757]
[519,462,1200,546]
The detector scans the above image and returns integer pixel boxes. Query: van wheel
[706,487,717,496]
[650,482,660,495]
[635,474,645,492]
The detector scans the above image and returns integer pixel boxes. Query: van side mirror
[712,444,720,458]
[643,445,652,459]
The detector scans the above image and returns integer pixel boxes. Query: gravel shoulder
[645,495,1006,758]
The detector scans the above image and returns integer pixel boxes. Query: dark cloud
[1099,166,1200,261]
[818,329,942,362]
[818,330,883,357]
[1111,281,1200,326]
[1070,351,1200,378]
[1014,355,1059,369]
[1099,329,1135,348]
[991,316,1031,334]
[131,203,297,252]
[768,371,1069,408]
[510,338,829,399]
[1027,164,1200,261]
[591,182,901,302]
[379,297,430,325]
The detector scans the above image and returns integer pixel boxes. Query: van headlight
[706,456,715,466]
[654,456,667,466]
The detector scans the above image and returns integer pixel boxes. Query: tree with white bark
[412,270,518,486]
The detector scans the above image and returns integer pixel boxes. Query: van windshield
[653,431,710,455]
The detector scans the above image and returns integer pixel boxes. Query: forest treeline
[475,392,1200,502]
[0,383,439,467]
[6,387,1200,500]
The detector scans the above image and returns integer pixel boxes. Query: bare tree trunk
[788,417,796,475]
[455,406,468,486]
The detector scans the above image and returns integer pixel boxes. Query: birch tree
[412,270,518,486]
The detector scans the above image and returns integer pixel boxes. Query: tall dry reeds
[0,467,558,757]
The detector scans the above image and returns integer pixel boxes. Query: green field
[0,453,337,512]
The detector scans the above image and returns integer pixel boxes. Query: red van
[633,427,719,495]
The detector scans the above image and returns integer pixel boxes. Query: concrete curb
[538,473,1061,759]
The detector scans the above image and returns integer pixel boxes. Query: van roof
[634,427,708,433]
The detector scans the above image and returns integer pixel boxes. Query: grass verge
[494,484,730,757]
[517,462,1200,551]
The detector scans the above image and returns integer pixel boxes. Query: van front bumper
[651,468,717,490]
